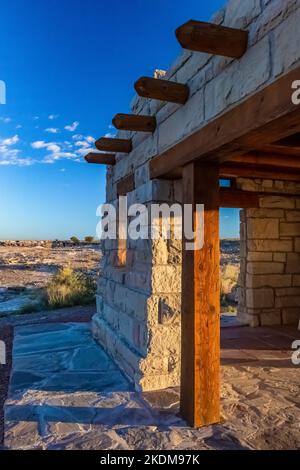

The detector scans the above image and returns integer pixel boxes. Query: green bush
[84,236,94,243]
[70,236,80,244]
[46,267,96,308]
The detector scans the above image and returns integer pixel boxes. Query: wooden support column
[181,162,220,428]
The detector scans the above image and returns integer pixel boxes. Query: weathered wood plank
[220,163,300,181]
[219,188,259,208]
[134,76,189,104]
[112,113,156,133]
[176,20,248,58]
[181,163,220,427]
[95,137,132,153]
[150,65,300,179]
[229,152,300,168]
[85,152,116,165]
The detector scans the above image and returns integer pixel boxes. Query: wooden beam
[85,152,116,165]
[95,137,132,154]
[176,20,248,58]
[229,152,300,169]
[149,65,300,179]
[219,188,259,208]
[112,113,156,133]
[220,163,300,181]
[117,174,135,196]
[181,163,220,427]
[134,76,189,104]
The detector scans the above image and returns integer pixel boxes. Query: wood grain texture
[180,163,220,427]
[134,76,189,104]
[112,113,156,133]
[176,20,248,58]
[84,152,116,165]
[220,163,300,181]
[95,137,132,154]
[219,188,259,208]
[150,65,300,179]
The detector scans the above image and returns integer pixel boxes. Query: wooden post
[181,162,220,427]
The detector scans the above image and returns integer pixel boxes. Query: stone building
[87,0,300,427]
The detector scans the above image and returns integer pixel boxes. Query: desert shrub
[220,264,239,296]
[84,236,94,243]
[70,236,80,244]
[46,267,96,308]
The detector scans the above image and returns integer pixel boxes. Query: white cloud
[31,140,47,149]
[104,132,116,138]
[74,140,90,148]
[0,135,33,166]
[16,124,22,129]
[48,114,59,120]
[0,117,12,123]
[45,127,60,134]
[2,135,19,146]
[33,116,39,120]
[47,143,61,153]
[65,121,79,132]
[75,146,94,156]
[72,134,83,141]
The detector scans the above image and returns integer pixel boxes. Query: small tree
[70,236,80,244]
[84,236,94,243]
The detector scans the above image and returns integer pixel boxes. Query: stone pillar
[238,179,300,327]
[92,179,183,391]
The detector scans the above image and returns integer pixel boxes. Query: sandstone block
[273,253,286,263]
[259,196,295,209]
[246,273,292,288]
[286,211,300,222]
[286,253,300,273]
[246,208,284,218]
[247,262,284,275]
[275,296,300,308]
[246,288,274,309]
[273,7,300,76]
[282,308,300,326]
[247,239,293,252]
[280,223,300,237]
[260,310,281,326]
[247,218,279,239]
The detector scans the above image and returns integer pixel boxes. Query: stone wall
[238,178,300,327]
[93,0,300,391]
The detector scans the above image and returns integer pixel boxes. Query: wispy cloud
[0,135,33,166]
[0,117,12,123]
[65,121,79,132]
[45,127,60,134]
[48,114,59,120]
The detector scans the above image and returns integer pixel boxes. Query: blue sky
[0,0,239,240]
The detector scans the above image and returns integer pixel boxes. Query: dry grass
[46,267,96,309]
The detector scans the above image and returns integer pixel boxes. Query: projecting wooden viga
[84,152,116,165]
[112,113,156,133]
[176,20,248,58]
[95,137,132,154]
[134,76,189,104]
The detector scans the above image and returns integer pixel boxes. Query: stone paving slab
[4,322,300,450]
[4,322,247,450]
